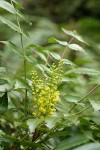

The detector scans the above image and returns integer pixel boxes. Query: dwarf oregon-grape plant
[0,0,100,150]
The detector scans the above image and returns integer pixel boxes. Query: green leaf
[36,64,50,73]
[54,134,89,150]
[0,0,16,14]
[63,59,75,66]
[48,37,68,46]
[0,134,41,148]
[35,51,47,62]
[0,84,11,92]
[26,44,47,51]
[0,92,8,114]
[0,67,6,73]
[68,44,86,53]
[89,100,100,111]
[45,117,60,129]
[27,119,42,133]
[62,28,87,44]
[25,55,37,64]
[62,77,73,82]
[66,68,100,76]
[73,143,100,150]
[0,41,23,56]
[0,16,21,33]
[64,95,80,103]
[50,52,61,60]
[14,77,31,92]
[18,11,32,24]
[12,0,22,9]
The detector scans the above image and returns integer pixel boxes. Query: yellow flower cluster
[32,59,64,119]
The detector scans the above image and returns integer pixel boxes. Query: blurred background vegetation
[0,0,100,99]
[0,0,100,63]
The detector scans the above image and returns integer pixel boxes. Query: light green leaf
[0,84,11,92]
[26,44,46,51]
[48,37,68,46]
[54,134,89,150]
[66,68,100,76]
[0,92,8,114]
[68,44,86,53]
[62,28,87,44]
[0,41,23,56]
[62,77,72,82]
[63,59,75,66]
[25,55,37,64]
[35,51,47,62]
[0,0,16,14]
[0,16,21,33]
[45,117,60,129]
[50,52,61,60]
[14,78,31,92]
[64,95,80,103]
[0,67,6,73]
[89,100,100,111]
[27,119,42,133]
[36,64,50,73]
[73,143,100,150]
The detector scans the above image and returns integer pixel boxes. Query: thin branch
[69,84,100,113]
[62,36,75,58]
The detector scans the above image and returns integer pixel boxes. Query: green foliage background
[0,0,100,149]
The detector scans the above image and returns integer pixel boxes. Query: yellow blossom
[31,59,64,118]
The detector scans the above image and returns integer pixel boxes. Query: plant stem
[11,0,27,115]
[20,33,27,116]
[71,104,92,116]
[69,84,100,113]
[62,36,75,58]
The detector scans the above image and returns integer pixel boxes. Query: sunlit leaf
[35,51,47,62]
[0,67,6,73]
[73,143,100,150]
[0,84,11,92]
[27,118,42,133]
[66,68,100,76]
[62,28,88,44]
[64,95,80,103]
[50,52,61,60]
[0,0,16,14]
[63,59,75,66]
[68,44,86,53]
[89,100,100,111]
